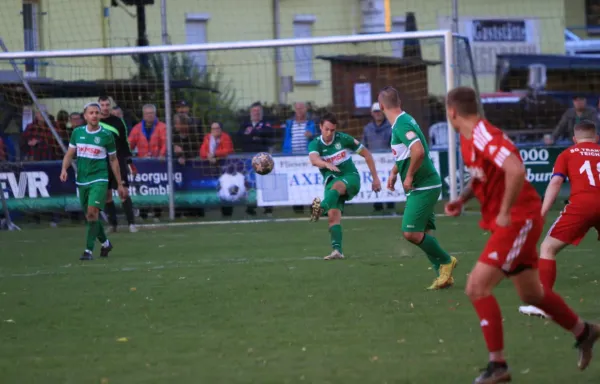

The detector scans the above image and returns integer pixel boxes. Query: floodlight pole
[160,0,175,221]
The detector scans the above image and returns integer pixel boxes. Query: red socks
[472,296,504,354]
[538,259,582,333]
[539,259,557,290]
[537,289,580,331]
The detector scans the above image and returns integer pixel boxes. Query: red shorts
[548,203,600,245]
[479,217,543,275]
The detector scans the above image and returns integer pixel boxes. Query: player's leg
[520,210,587,317]
[120,159,137,232]
[79,184,109,261]
[511,269,600,370]
[466,261,510,383]
[311,175,347,222]
[539,237,567,289]
[104,169,118,232]
[325,208,344,260]
[424,211,458,287]
[504,218,599,371]
[78,185,94,260]
[322,180,348,260]
[402,188,457,289]
[88,183,113,257]
[469,219,543,382]
[311,178,343,221]
[542,207,588,289]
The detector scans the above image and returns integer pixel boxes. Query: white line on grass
[133,212,481,230]
[2,247,595,278]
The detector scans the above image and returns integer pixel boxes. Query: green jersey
[69,125,116,185]
[390,112,441,190]
[308,132,364,184]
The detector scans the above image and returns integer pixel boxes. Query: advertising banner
[0,158,257,211]
[255,152,441,207]
[0,146,569,212]
[438,146,568,198]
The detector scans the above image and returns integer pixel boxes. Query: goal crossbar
[0,30,459,60]
[0,29,462,201]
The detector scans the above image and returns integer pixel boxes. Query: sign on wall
[438,17,540,74]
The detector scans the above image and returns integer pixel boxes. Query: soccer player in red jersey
[519,120,600,318]
[444,87,599,383]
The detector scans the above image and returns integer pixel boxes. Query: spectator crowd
[3,94,599,223]
[6,94,600,165]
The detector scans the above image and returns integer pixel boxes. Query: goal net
[0,24,477,225]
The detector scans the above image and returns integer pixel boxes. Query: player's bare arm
[109,152,128,199]
[497,153,526,227]
[309,152,340,172]
[458,180,475,203]
[387,164,399,191]
[541,176,565,218]
[444,179,474,216]
[357,147,381,192]
[60,147,77,182]
[403,140,425,191]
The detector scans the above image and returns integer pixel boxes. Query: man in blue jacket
[282,102,316,154]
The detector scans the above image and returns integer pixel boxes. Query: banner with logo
[255,152,442,207]
[438,146,569,198]
[0,157,257,211]
[1,146,569,212]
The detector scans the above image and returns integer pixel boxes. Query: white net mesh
[0,0,486,225]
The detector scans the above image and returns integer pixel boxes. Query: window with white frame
[185,13,209,73]
[293,15,316,83]
[22,1,40,76]
[391,17,406,58]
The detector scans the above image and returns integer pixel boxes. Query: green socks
[321,189,340,212]
[86,220,99,251]
[97,221,107,244]
[417,234,452,272]
[329,224,343,253]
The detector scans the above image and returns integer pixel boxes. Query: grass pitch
[1,210,600,383]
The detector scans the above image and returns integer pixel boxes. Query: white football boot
[518,305,550,318]
[324,250,344,260]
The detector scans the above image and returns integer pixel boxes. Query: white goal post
[0,30,464,218]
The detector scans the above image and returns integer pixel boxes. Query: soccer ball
[252,152,274,175]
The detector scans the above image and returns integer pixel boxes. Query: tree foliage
[131,53,238,132]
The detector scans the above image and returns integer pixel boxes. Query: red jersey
[461,120,542,230]
[552,142,600,204]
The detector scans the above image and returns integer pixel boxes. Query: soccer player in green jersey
[60,102,127,261]
[309,112,382,260]
[378,86,458,290]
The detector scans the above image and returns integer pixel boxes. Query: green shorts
[324,173,361,213]
[402,187,441,232]
[78,182,108,211]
